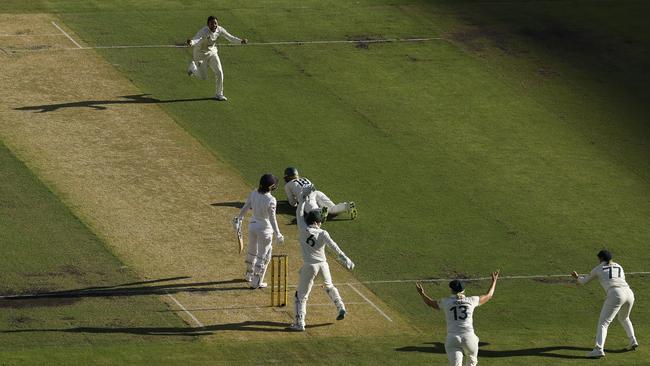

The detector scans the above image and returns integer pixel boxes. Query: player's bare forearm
[416,282,439,309]
[479,270,499,305]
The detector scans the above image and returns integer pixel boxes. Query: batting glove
[275,233,285,245]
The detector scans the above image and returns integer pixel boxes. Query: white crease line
[50,21,83,49]
[0,33,64,37]
[165,301,369,312]
[165,291,204,328]
[347,283,393,323]
[347,271,650,285]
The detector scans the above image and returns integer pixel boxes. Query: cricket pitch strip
[0,14,413,341]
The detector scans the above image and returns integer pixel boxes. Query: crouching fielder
[571,250,638,358]
[186,15,248,101]
[416,271,499,366]
[283,167,356,220]
[288,191,355,331]
[235,174,284,289]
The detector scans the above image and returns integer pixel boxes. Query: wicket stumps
[270,254,288,307]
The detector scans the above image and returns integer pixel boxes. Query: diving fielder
[288,189,355,331]
[416,271,499,366]
[186,16,248,101]
[283,167,356,221]
[571,250,638,358]
[235,174,284,289]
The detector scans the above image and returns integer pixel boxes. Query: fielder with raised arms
[416,271,499,366]
[186,15,248,101]
[571,250,638,358]
[234,174,284,289]
[288,188,355,331]
[283,167,356,221]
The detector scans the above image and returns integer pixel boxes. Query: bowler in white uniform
[235,174,284,289]
[283,166,356,221]
[571,250,638,358]
[416,271,499,366]
[288,190,355,331]
[186,16,247,101]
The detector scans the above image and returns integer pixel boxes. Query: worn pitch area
[0,14,412,340]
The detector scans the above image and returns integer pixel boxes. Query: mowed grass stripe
[0,141,188,349]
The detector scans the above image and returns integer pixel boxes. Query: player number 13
[450,305,469,321]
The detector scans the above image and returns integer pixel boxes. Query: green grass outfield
[1,0,650,364]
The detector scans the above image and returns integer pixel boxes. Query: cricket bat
[232,217,243,253]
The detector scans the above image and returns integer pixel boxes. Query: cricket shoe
[244,272,253,282]
[250,282,267,289]
[287,323,305,332]
[585,348,605,358]
[627,342,639,351]
[214,94,228,101]
[348,202,357,220]
[336,308,346,321]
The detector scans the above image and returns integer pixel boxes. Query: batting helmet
[259,174,278,192]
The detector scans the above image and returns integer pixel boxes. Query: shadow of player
[395,341,631,360]
[14,94,215,113]
[0,321,334,336]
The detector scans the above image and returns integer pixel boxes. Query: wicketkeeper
[235,174,284,289]
[288,188,355,331]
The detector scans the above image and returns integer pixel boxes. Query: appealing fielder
[186,16,248,101]
[283,167,356,221]
[288,189,355,331]
[234,174,284,289]
[571,250,638,358]
[416,271,499,366]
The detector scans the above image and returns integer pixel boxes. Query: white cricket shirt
[439,295,481,335]
[579,261,629,292]
[296,200,344,264]
[284,177,314,207]
[189,25,241,52]
[238,190,280,234]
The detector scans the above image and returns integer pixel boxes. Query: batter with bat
[234,174,284,289]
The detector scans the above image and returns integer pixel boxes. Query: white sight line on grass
[12,36,451,52]
[50,21,83,49]
[165,291,204,328]
[347,283,394,323]
[165,301,370,312]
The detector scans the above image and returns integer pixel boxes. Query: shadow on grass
[395,342,629,360]
[14,94,216,113]
[396,341,632,359]
[0,277,249,308]
[0,321,334,336]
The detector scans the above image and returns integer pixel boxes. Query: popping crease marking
[50,21,83,49]
[165,291,204,328]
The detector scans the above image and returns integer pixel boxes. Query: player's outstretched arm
[479,270,499,305]
[571,269,594,285]
[416,282,439,309]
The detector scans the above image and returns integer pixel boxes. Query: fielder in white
[571,250,638,358]
[283,167,356,221]
[416,271,499,366]
[186,16,248,101]
[288,189,355,331]
[235,174,284,289]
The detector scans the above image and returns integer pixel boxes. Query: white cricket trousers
[244,220,273,287]
[193,49,224,96]
[445,333,479,366]
[294,261,344,326]
[595,286,636,350]
[305,191,348,215]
